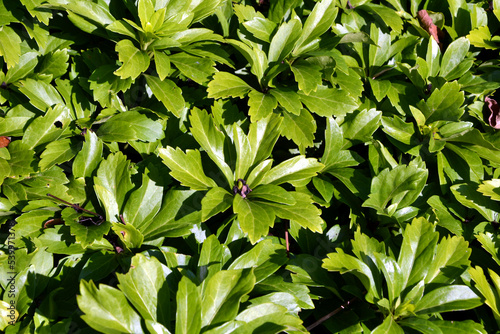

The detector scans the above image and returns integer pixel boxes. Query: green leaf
[243,17,277,42]
[0,105,35,137]
[140,187,202,240]
[154,50,170,81]
[293,0,338,56]
[114,39,150,79]
[299,86,358,117]
[247,184,296,205]
[450,183,499,222]
[414,285,482,314]
[158,147,217,190]
[233,123,253,180]
[0,26,21,69]
[280,109,316,153]
[425,235,470,284]
[201,268,256,327]
[427,196,464,235]
[290,61,322,95]
[233,196,276,244]
[207,72,253,99]
[189,108,233,185]
[261,155,323,186]
[381,116,415,145]
[138,0,155,30]
[170,53,215,85]
[270,88,302,116]
[73,130,103,179]
[478,179,500,201]
[176,276,201,334]
[93,152,134,223]
[22,105,72,150]
[248,90,277,122]
[371,315,404,334]
[18,78,64,111]
[123,166,163,227]
[77,280,143,334]
[96,110,164,142]
[265,192,324,233]
[89,65,133,109]
[363,160,428,217]
[145,75,185,118]
[440,37,470,80]
[268,18,302,64]
[38,49,69,80]
[116,253,167,322]
[5,51,38,83]
[418,81,464,124]
[229,239,287,283]
[201,187,233,221]
[341,108,382,143]
[248,114,283,167]
[7,141,37,178]
[39,138,79,171]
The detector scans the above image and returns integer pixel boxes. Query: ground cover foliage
[2,0,500,332]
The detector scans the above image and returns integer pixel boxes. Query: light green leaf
[450,183,499,222]
[18,78,64,111]
[189,107,234,185]
[381,116,415,145]
[73,130,103,179]
[243,17,277,42]
[123,167,163,227]
[39,138,79,171]
[201,187,233,221]
[158,147,217,190]
[154,50,171,81]
[363,161,428,216]
[94,152,134,223]
[229,239,287,283]
[418,81,464,123]
[96,110,164,142]
[414,285,482,314]
[293,0,337,56]
[38,49,69,80]
[234,196,276,244]
[299,86,358,117]
[248,90,277,122]
[201,268,256,327]
[140,187,202,240]
[440,37,470,80]
[247,184,296,205]
[207,72,253,99]
[248,114,283,167]
[280,108,316,153]
[170,53,215,85]
[341,108,382,143]
[145,75,185,118]
[5,51,38,83]
[290,61,322,95]
[478,179,500,201]
[233,123,253,180]
[371,315,404,334]
[268,18,302,64]
[116,253,167,321]
[261,155,323,186]
[176,276,202,334]
[77,280,143,334]
[270,88,302,116]
[138,0,155,30]
[0,26,21,68]
[22,105,71,150]
[114,39,150,79]
[265,192,324,232]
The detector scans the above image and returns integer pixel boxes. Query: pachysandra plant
[159,107,324,243]
[4,0,500,332]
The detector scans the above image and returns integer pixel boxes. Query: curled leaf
[0,136,10,148]
[485,96,500,129]
[417,10,443,49]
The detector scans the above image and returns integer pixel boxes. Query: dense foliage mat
[2,0,500,332]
